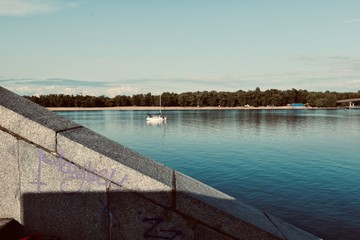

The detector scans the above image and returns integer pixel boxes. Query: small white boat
[147,93,167,122]
[146,114,167,122]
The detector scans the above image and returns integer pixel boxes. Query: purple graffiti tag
[33,149,128,193]
[29,150,48,193]
[117,174,128,187]
[84,161,98,184]
[60,165,86,192]
[96,168,109,186]
[103,169,128,188]
[38,149,51,165]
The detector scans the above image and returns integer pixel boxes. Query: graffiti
[30,149,128,193]
[143,217,182,239]
[29,151,48,193]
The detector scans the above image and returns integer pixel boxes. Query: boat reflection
[146,120,167,126]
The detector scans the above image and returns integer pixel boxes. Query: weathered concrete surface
[19,140,108,240]
[58,127,173,207]
[0,130,20,222]
[266,214,320,240]
[109,183,194,239]
[176,171,284,239]
[194,224,236,240]
[0,87,322,240]
[0,86,80,151]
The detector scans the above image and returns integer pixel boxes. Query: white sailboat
[146,94,167,122]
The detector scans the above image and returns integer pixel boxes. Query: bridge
[336,98,360,108]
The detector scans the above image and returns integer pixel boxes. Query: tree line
[24,88,360,108]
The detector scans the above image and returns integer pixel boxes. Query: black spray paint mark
[143,217,182,239]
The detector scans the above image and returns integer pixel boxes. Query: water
[57,109,360,239]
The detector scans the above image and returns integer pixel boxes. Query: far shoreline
[47,106,343,111]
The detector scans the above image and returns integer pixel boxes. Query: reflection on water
[146,121,167,126]
[58,109,360,240]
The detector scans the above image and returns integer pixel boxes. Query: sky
[1,0,360,96]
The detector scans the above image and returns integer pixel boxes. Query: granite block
[175,171,283,240]
[194,224,236,240]
[266,214,322,240]
[19,140,108,240]
[58,127,173,207]
[0,130,21,222]
[108,183,194,240]
[0,86,80,151]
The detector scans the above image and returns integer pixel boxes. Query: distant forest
[24,88,360,108]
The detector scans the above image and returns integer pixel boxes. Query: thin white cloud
[0,79,140,97]
[106,87,139,97]
[296,55,360,73]
[297,55,353,62]
[343,18,360,24]
[350,79,360,85]
[2,64,360,97]
[0,0,79,16]
[0,0,56,16]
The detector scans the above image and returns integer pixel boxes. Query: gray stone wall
[0,87,321,240]
[0,130,20,222]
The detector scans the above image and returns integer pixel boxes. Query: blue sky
[1,0,360,96]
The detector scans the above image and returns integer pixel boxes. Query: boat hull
[146,115,167,121]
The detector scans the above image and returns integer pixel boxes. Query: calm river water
[57,109,360,240]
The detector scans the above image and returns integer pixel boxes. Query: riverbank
[46,106,342,111]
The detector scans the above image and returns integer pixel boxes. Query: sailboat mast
[160,94,162,114]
